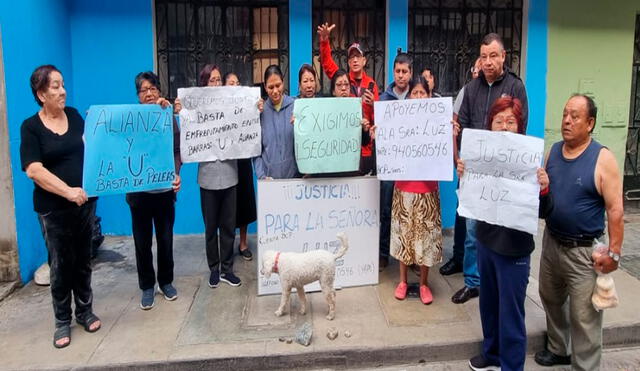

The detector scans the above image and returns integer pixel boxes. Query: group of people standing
[20,22,624,371]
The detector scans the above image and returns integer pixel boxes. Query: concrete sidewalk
[1,217,640,371]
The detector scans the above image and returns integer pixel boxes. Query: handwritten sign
[457,129,544,234]
[374,97,454,180]
[293,98,362,173]
[83,104,175,196]
[178,86,261,163]
[257,177,379,295]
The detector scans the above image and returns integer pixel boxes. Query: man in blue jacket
[378,52,412,271]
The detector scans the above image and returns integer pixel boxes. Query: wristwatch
[608,250,621,262]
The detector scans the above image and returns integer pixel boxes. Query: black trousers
[200,186,236,274]
[126,191,175,290]
[452,211,467,265]
[38,200,96,327]
[379,180,394,259]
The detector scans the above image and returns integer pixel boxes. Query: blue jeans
[463,218,480,288]
[477,241,530,371]
[379,180,394,259]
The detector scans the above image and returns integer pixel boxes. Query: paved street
[620,210,640,280]
[345,346,640,371]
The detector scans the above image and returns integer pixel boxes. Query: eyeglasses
[493,120,518,128]
[335,82,350,88]
[138,86,159,95]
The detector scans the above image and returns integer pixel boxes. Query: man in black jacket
[451,33,529,304]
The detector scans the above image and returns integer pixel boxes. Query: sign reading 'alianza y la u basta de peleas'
[83,104,176,197]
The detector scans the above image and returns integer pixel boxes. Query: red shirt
[395,181,439,194]
[320,39,379,157]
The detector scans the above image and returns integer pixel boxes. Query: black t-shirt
[20,107,86,213]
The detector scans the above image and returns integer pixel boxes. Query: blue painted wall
[1,0,74,282]
[386,0,408,84]
[523,0,548,139]
[65,0,188,236]
[289,0,312,96]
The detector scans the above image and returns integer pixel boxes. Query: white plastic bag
[591,242,619,311]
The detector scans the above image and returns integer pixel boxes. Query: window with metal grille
[311,0,386,96]
[155,0,289,100]
[625,14,640,181]
[409,0,523,97]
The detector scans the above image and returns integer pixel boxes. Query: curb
[52,324,640,371]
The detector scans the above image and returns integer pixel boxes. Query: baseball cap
[348,43,364,57]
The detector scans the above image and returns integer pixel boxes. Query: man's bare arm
[594,148,624,273]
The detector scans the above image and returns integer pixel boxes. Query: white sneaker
[34,263,50,286]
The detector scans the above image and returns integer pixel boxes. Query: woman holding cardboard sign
[191,64,244,289]
[458,96,553,371]
[385,76,442,305]
[127,71,182,311]
[20,65,101,348]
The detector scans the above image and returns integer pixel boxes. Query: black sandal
[53,325,71,349]
[76,313,101,333]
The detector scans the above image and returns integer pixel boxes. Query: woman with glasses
[127,71,182,311]
[193,64,244,288]
[462,97,553,371]
[330,69,372,176]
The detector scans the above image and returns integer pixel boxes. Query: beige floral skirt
[390,188,443,267]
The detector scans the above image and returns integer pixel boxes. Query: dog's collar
[273,252,281,273]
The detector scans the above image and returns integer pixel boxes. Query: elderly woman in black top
[20,65,101,348]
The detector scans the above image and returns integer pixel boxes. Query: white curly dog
[260,232,349,320]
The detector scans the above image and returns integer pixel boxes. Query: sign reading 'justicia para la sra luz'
[457,129,544,235]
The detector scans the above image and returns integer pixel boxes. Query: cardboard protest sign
[457,129,544,234]
[257,177,379,295]
[178,86,261,163]
[83,104,175,196]
[293,97,362,173]
[374,97,454,181]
